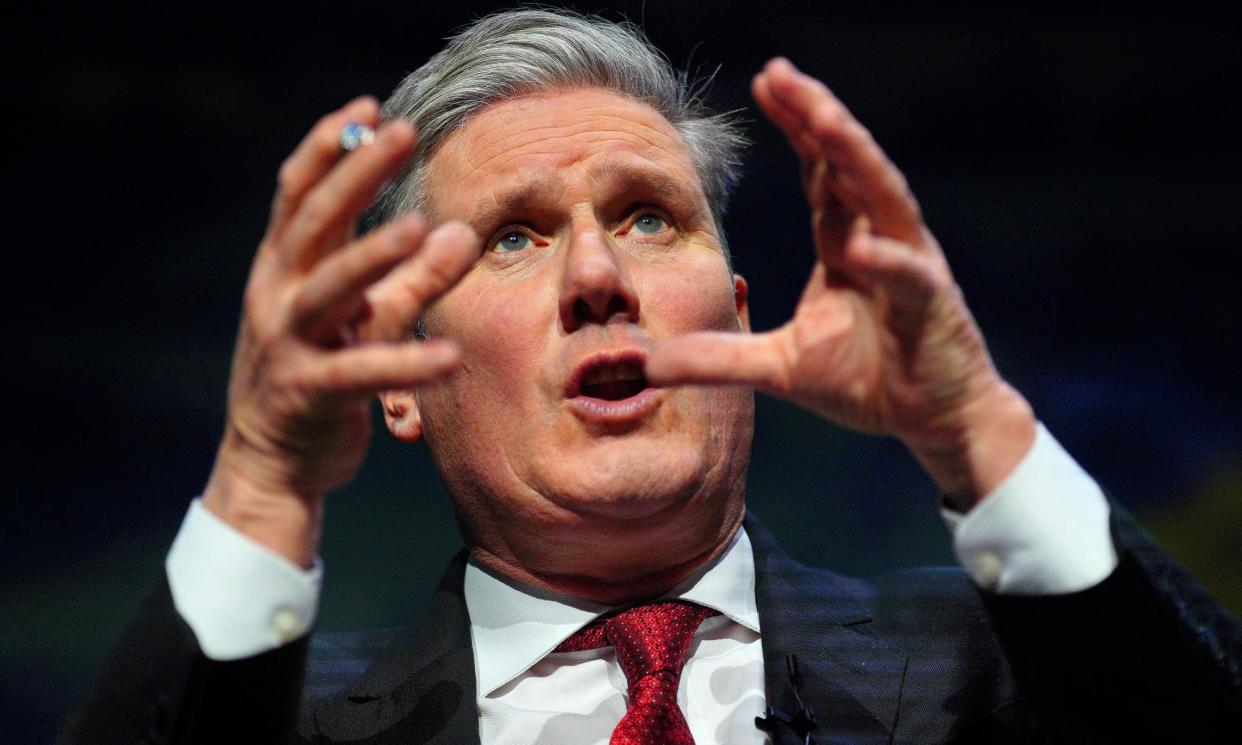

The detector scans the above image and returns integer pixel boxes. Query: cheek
[440,281,554,397]
[418,287,552,468]
[643,259,738,333]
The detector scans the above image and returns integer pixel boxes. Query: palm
[648,58,1000,448]
[203,98,477,565]
[780,264,892,433]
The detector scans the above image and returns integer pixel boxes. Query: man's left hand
[647,58,1036,510]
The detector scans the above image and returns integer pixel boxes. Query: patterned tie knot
[555,600,718,745]
[607,601,715,681]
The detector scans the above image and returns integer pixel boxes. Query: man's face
[403,88,753,595]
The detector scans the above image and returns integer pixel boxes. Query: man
[63,8,1240,744]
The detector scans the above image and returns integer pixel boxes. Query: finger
[755,72,844,183]
[754,70,883,262]
[289,213,429,338]
[761,58,923,243]
[646,331,793,394]
[843,232,944,314]
[809,161,867,262]
[270,96,380,234]
[363,221,480,342]
[281,119,417,271]
[306,339,461,396]
[752,71,820,162]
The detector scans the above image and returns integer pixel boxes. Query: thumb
[646,331,791,393]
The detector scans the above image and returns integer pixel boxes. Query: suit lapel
[310,521,906,745]
[313,550,481,745]
[748,516,907,745]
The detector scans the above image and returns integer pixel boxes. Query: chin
[535,438,713,522]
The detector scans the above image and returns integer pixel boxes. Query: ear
[379,389,423,443]
[733,274,751,332]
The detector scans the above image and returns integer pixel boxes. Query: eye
[492,231,532,253]
[632,213,666,234]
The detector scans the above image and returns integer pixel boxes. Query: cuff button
[272,609,304,642]
[972,551,1004,588]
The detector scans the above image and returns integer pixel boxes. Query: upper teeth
[582,362,643,387]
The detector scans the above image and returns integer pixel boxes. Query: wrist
[202,433,325,569]
[903,381,1037,512]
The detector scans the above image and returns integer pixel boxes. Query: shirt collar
[464,526,761,696]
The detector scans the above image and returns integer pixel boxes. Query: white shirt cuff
[165,498,322,660]
[941,423,1118,595]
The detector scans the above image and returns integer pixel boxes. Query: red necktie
[555,600,718,745]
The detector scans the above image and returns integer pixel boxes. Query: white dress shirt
[166,423,1116,744]
[466,529,766,745]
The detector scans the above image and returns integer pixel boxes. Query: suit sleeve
[57,498,322,745]
[977,507,1242,742]
[57,576,315,745]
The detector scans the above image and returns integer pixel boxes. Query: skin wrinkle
[467,163,707,248]
[460,94,685,174]
[395,89,753,603]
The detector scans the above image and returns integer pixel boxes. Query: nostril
[571,293,634,324]
[572,297,592,321]
[605,294,630,319]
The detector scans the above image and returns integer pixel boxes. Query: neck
[467,510,744,605]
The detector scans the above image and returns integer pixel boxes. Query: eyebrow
[462,161,708,233]
[464,178,565,234]
[594,161,706,219]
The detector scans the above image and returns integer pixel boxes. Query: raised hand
[202,97,478,565]
[647,59,1035,509]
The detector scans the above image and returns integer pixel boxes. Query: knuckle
[420,257,457,291]
[282,356,319,392]
[287,287,316,323]
[276,160,298,193]
[317,360,352,394]
[391,276,426,315]
[268,357,297,389]
[812,105,847,136]
[242,285,269,322]
[252,322,284,349]
[891,169,909,194]
[908,198,924,223]
[243,299,288,349]
[313,112,337,140]
[360,233,399,265]
[298,194,333,237]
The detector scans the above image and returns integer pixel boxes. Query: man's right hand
[201,97,477,568]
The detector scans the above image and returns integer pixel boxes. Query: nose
[558,219,640,332]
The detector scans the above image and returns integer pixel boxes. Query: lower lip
[567,387,662,424]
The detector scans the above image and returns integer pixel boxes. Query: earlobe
[733,274,751,332]
[380,389,423,443]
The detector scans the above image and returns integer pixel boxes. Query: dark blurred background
[7,1,1241,740]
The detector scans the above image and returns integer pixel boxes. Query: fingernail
[345,95,379,114]
[384,119,414,136]
[389,214,425,249]
[432,220,479,246]
[374,120,413,147]
[423,341,461,369]
[397,212,426,233]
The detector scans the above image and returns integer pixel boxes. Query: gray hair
[368,8,747,262]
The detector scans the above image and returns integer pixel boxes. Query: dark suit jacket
[61,511,1242,744]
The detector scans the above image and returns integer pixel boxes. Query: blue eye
[633,214,665,234]
[494,231,531,252]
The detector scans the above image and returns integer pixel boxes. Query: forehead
[425,88,704,217]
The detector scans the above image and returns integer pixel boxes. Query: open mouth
[578,360,648,401]
[565,350,662,423]
[566,352,662,423]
